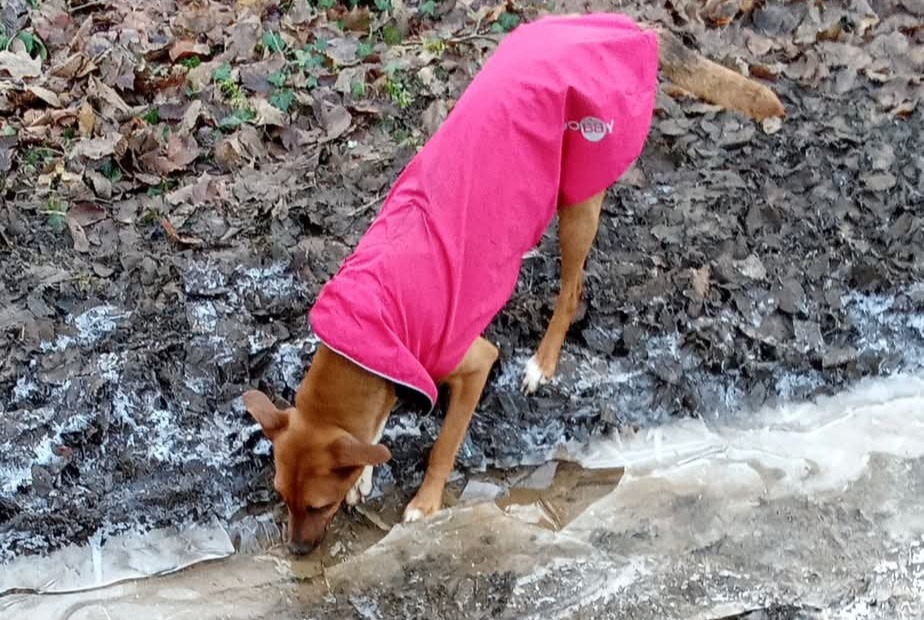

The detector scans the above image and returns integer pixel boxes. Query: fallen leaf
[77,101,96,136]
[179,99,204,134]
[324,37,359,65]
[84,170,113,199]
[66,215,91,253]
[26,86,62,107]
[88,76,131,117]
[314,99,352,142]
[0,50,41,79]
[342,6,371,32]
[145,134,201,175]
[252,98,286,126]
[861,172,897,191]
[691,265,711,299]
[162,217,204,246]
[225,14,261,61]
[421,98,448,136]
[166,172,218,207]
[50,53,96,79]
[68,202,107,227]
[169,39,212,62]
[69,133,125,160]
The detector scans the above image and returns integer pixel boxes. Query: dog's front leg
[523,191,605,393]
[403,337,498,522]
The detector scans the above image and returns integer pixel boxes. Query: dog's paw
[345,465,374,506]
[521,355,551,394]
[402,491,441,523]
[402,506,427,523]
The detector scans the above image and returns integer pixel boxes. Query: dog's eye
[307,503,333,514]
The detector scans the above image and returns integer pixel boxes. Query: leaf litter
[0,0,922,572]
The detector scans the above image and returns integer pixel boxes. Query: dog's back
[310,14,661,402]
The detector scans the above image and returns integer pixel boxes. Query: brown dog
[244,15,784,555]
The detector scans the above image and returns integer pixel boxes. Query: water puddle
[4,373,924,619]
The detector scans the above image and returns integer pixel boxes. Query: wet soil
[1,0,923,562]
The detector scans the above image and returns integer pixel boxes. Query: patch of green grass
[262,31,286,53]
[418,0,436,18]
[357,38,374,58]
[180,55,202,69]
[23,146,53,171]
[270,88,295,112]
[423,38,445,55]
[491,11,521,33]
[218,107,257,129]
[141,107,160,124]
[45,194,68,232]
[212,63,233,83]
[383,67,413,109]
[101,158,123,183]
[140,206,162,224]
[382,23,402,45]
[268,69,288,88]
[212,62,253,124]
[351,80,366,99]
[146,179,178,198]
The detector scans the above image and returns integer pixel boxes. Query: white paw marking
[345,465,374,506]
[345,418,388,506]
[403,507,425,523]
[521,355,549,394]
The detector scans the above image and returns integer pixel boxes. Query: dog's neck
[295,344,395,441]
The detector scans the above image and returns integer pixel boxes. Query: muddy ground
[0,0,923,562]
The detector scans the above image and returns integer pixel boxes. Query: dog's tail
[656,29,785,121]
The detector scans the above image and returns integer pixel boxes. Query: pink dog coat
[310,13,659,407]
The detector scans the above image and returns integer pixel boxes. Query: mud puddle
[6,372,924,619]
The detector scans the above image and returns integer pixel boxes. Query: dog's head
[243,390,391,555]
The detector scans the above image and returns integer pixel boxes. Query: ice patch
[12,376,38,402]
[188,302,219,334]
[235,262,299,298]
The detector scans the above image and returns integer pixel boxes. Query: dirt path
[0,0,922,561]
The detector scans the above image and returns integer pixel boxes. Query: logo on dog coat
[563,116,614,143]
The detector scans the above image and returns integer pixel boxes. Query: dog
[243,13,784,555]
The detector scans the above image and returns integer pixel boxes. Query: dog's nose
[287,540,316,556]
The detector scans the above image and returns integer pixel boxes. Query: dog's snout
[287,540,316,556]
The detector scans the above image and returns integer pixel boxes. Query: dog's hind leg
[523,190,604,394]
[404,337,499,522]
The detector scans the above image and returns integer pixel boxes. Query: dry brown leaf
[252,98,286,126]
[66,215,91,253]
[165,134,200,167]
[342,6,371,32]
[88,76,131,117]
[169,39,212,62]
[50,53,96,79]
[179,99,204,134]
[26,86,62,107]
[691,265,712,299]
[0,50,41,79]
[77,101,96,136]
[68,202,107,227]
[314,99,352,142]
[167,172,218,207]
[145,134,201,175]
[161,218,204,246]
[68,133,125,160]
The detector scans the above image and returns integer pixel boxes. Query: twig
[348,192,385,218]
[69,0,111,13]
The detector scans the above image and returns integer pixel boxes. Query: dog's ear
[243,390,288,439]
[330,435,392,468]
